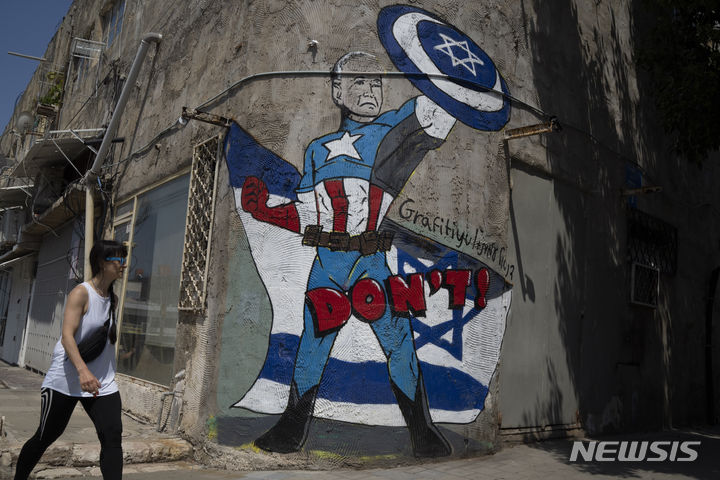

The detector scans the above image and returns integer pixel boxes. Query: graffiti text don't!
[307,268,490,336]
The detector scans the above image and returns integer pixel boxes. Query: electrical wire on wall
[100,69,556,173]
[100,67,660,192]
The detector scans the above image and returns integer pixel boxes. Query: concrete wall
[498,0,720,436]
[209,0,519,462]
[1,0,718,467]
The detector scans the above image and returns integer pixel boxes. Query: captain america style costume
[244,96,450,399]
[295,98,433,403]
[242,91,456,456]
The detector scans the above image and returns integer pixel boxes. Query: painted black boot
[254,382,318,453]
[390,373,451,458]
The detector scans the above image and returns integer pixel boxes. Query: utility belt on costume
[302,225,394,256]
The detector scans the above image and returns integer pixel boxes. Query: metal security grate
[179,135,220,312]
[627,207,677,275]
[630,262,659,308]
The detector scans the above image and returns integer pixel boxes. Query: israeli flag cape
[224,122,511,426]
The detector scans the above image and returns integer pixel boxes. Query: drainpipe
[85,184,94,280]
[83,33,162,280]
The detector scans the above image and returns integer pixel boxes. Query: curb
[0,437,192,471]
[2,461,199,480]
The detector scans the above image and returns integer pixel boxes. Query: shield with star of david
[378,5,511,131]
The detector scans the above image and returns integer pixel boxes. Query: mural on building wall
[223,5,512,457]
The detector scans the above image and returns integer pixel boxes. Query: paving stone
[71,443,100,465]
[86,466,102,476]
[34,467,83,479]
[136,464,180,472]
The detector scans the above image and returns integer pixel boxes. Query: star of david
[433,33,485,77]
[323,132,363,162]
[395,248,481,361]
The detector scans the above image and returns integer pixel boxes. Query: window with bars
[178,135,220,312]
[630,262,659,308]
[626,208,677,309]
[70,37,104,91]
[103,1,125,47]
[626,207,677,275]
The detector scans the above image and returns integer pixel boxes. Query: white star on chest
[323,132,363,161]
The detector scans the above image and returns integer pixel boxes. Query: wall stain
[206,415,218,441]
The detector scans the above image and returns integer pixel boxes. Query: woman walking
[14,240,127,480]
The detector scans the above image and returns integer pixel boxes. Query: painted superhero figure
[240,52,457,457]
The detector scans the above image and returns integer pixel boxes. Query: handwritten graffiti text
[398,198,515,279]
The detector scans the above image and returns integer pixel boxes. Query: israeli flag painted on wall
[224,122,511,426]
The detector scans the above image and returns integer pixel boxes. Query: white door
[23,222,82,372]
[0,258,35,364]
[0,270,12,361]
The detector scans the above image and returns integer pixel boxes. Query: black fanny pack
[66,318,114,364]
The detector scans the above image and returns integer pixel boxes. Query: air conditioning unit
[0,209,23,245]
[630,262,659,308]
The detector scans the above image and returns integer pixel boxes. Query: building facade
[0,0,718,466]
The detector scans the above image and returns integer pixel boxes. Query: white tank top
[42,282,118,397]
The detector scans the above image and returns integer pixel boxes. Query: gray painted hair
[331,52,380,78]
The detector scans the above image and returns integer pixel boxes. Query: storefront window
[115,174,189,385]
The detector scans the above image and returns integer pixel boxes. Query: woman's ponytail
[108,282,117,344]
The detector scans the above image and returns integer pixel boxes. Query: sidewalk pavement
[18,427,720,480]
[2,361,719,479]
[0,361,192,479]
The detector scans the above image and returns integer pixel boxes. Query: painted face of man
[334,74,383,121]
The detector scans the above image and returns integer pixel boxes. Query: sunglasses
[105,257,127,265]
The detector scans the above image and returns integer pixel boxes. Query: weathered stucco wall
[210,0,521,463]
[199,0,720,458]
[499,0,720,436]
[2,0,719,469]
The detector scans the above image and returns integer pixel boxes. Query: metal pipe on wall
[83,33,162,280]
[84,187,94,280]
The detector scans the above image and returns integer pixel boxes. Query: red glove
[241,176,300,233]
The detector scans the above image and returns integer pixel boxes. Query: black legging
[14,388,123,480]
